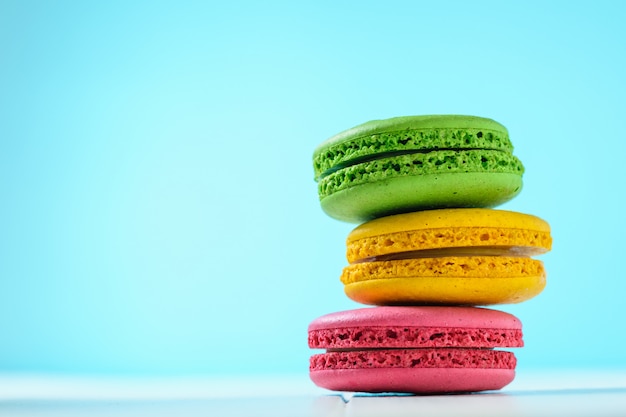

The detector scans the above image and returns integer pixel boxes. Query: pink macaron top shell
[309,306,521,331]
[308,306,523,350]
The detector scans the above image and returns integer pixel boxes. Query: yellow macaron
[341,208,552,306]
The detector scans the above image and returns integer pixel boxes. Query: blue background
[1,0,625,376]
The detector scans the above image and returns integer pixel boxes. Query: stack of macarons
[309,115,552,394]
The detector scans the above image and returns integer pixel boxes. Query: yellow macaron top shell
[346,208,552,263]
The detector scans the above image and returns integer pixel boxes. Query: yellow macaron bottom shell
[342,257,545,283]
[344,274,546,306]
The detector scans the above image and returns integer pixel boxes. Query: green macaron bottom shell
[318,149,523,200]
[320,172,523,223]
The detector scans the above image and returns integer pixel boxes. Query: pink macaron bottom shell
[310,348,516,394]
[310,367,516,394]
[310,348,515,372]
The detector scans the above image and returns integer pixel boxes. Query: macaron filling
[351,245,545,263]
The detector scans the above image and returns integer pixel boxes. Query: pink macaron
[308,306,523,394]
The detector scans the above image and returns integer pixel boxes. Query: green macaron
[313,115,524,223]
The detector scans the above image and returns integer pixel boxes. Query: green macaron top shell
[313,115,512,180]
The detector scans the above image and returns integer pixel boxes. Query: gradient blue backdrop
[1,0,625,376]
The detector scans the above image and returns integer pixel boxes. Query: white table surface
[0,370,625,416]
